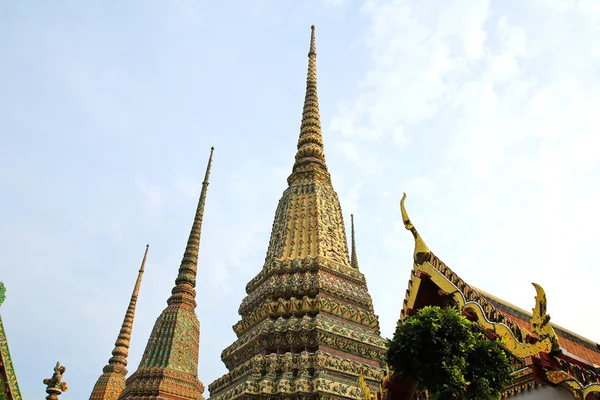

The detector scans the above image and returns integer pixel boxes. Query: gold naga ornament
[358,365,389,400]
[399,193,560,359]
[358,364,429,400]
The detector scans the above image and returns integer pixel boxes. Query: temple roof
[474,287,600,367]
[398,193,600,399]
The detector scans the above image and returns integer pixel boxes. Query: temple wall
[510,385,574,399]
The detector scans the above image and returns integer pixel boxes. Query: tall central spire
[289,25,329,184]
[119,148,214,400]
[89,244,148,400]
[209,27,385,400]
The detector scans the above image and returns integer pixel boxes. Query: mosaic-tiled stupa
[117,148,214,400]
[89,244,149,400]
[208,26,387,400]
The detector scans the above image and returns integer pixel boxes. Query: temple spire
[350,214,359,269]
[208,28,384,400]
[289,25,329,183]
[119,148,213,400]
[108,244,148,368]
[89,244,149,400]
[169,146,214,308]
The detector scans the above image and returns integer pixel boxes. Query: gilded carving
[541,356,600,400]
[234,295,380,337]
[530,283,560,351]
[222,315,386,369]
[210,351,384,400]
[239,270,374,317]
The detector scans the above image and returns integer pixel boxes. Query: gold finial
[530,283,560,350]
[289,25,329,183]
[350,214,359,269]
[171,147,214,307]
[105,244,149,372]
[400,193,431,265]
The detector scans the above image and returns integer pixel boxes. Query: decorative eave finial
[170,147,214,308]
[289,25,329,184]
[400,193,431,265]
[43,362,68,400]
[350,214,359,269]
[530,282,560,351]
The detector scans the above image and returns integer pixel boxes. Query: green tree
[387,306,512,400]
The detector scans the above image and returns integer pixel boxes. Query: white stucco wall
[510,385,574,400]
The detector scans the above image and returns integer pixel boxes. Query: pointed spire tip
[350,213,359,269]
[309,25,316,55]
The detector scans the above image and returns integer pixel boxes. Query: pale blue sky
[2,1,600,399]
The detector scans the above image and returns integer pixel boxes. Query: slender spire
[289,25,329,183]
[169,146,214,308]
[89,244,149,400]
[350,214,359,269]
[118,148,213,400]
[107,244,148,369]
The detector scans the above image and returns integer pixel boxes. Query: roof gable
[397,194,600,399]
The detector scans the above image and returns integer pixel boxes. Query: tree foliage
[386,306,513,400]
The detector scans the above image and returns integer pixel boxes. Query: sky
[1,0,600,398]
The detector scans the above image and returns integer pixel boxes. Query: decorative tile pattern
[221,315,385,369]
[233,295,380,337]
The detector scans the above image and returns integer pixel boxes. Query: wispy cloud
[135,178,168,216]
[2,2,600,399]
[329,0,600,344]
